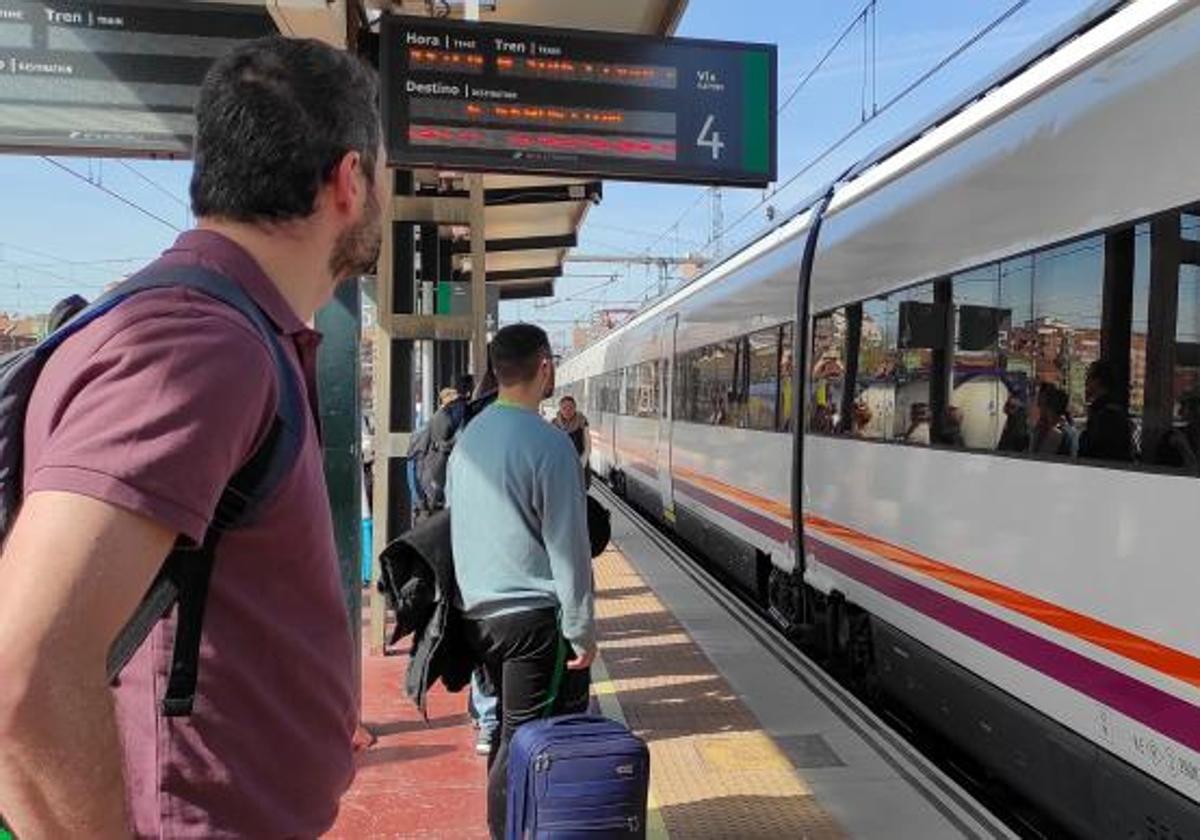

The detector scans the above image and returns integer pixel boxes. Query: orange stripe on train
[803,514,1200,691]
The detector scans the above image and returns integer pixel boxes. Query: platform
[329,497,1012,838]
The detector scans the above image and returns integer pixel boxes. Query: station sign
[381,16,776,187]
[0,2,273,157]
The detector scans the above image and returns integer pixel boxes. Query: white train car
[556,2,1200,835]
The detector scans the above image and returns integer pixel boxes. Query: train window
[633,361,658,418]
[673,348,693,422]
[690,340,738,426]
[1128,224,1150,449]
[892,286,935,444]
[1142,212,1200,470]
[780,323,795,432]
[815,204,1200,475]
[745,327,781,431]
[598,371,617,414]
[1031,238,1104,428]
[855,298,895,440]
[1184,211,1199,242]
[953,264,1008,451]
[660,360,670,420]
[854,288,935,442]
[809,312,845,434]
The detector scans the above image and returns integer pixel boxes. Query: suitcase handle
[544,713,611,728]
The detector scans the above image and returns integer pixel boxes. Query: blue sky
[0,0,1099,332]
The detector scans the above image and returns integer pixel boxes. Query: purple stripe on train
[808,535,1200,755]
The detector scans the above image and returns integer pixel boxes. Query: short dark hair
[1086,359,1120,394]
[190,36,380,223]
[490,324,550,386]
[560,395,576,406]
[455,374,475,398]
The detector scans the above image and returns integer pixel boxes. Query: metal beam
[471,266,564,283]
[499,282,555,301]
[449,233,577,255]
[1182,239,1200,266]
[393,196,471,225]
[424,181,602,207]
[468,175,489,377]
[390,314,476,341]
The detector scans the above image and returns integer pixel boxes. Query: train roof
[563,0,1166,366]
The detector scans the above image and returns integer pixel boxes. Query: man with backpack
[409,374,474,521]
[0,37,386,838]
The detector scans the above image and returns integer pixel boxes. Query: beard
[329,184,383,281]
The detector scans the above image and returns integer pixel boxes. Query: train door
[656,315,678,520]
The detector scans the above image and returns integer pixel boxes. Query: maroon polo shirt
[23,230,356,838]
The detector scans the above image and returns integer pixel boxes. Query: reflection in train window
[1028,237,1105,425]
[893,285,936,444]
[673,348,692,422]
[632,361,658,418]
[780,322,795,432]
[746,327,781,431]
[1183,210,1199,243]
[809,312,844,434]
[856,298,894,439]
[1146,212,1200,469]
[695,341,738,426]
[675,328,795,432]
[854,287,935,442]
[954,264,1007,450]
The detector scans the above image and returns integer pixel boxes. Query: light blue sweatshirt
[447,401,595,655]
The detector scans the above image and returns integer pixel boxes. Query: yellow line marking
[592,652,670,840]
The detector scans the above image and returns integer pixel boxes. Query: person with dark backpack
[409,375,474,522]
[0,37,387,838]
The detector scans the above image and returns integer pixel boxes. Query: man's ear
[329,150,365,214]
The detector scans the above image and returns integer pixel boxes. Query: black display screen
[0,1,273,157]
[381,15,777,187]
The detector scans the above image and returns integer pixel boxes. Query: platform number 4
[697,115,725,161]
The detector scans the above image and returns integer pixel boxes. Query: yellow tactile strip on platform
[593,548,846,839]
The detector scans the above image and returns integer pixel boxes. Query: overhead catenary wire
[117,161,190,212]
[711,0,1032,250]
[42,157,182,233]
[780,0,875,115]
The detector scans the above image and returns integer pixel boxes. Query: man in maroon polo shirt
[0,37,387,837]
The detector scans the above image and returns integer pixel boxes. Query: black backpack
[408,398,470,514]
[0,264,303,717]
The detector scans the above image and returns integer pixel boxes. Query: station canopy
[0,0,688,301]
[365,0,690,300]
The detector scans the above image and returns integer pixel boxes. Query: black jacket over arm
[377,510,475,717]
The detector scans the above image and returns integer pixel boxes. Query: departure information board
[381,16,776,187]
[0,1,273,157]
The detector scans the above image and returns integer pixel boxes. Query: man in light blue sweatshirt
[447,323,594,839]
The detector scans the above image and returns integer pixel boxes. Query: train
[554,1,1200,836]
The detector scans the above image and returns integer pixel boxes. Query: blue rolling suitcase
[506,714,649,839]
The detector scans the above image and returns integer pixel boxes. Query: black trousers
[463,607,591,839]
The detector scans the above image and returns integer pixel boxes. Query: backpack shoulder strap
[98,263,305,521]
[101,263,304,717]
